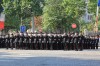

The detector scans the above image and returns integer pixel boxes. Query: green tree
[42,0,85,32]
[88,0,98,15]
[79,0,99,32]
[42,0,63,32]
[0,0,3,13]
[2,0,44,30]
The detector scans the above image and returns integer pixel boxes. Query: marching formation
[0,32,99,51]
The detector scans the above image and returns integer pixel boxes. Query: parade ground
[0,48,100,66]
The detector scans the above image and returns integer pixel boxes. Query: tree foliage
[88,0,98,15]
[2,0,99,32]
[42,0,63,32]
[0,0,3,13]
[2,0,44,30]
[42,0,85,32]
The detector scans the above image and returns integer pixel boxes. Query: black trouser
[26,42,29,49]
[45,42,49,50]
[35,41,38,49]
[79,43,83,50]
[91,44,95,49]
[40,42,43,50]
[5,42,10,49]
[49,43,53,50]
[71,43,74,50]
[58,41,61,50]
[96,43,98,49]
[74,43,78,51]
[68,43,71,50]
[64,43,67,50]
[30,42,34,49]
[10,41,14,49]
[15,42,19,49]
[19,42,23,49]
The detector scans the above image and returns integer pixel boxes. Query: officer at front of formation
[29,33,33,50]
[95,35,99,49]
[53,33,57,50]
[32,33,35,49]
[70,33,74,50]
[48,33,52,50]
[73,33,79,51]
[89,36,92,49]
[56,34,59,50]
[14,32,20,49]
[39,32,43,50]
[36,33,39,49]
[42,33,46,50]
[34,32,38,50]
[23,32,28,49]
[1,35,5,48]
[65,33,68,50]
[58,34,62,50]
[19,32,24,49]
[50,33,53,50]
[10,33,14,49]
[93,36,96,49]
[62,33,67,50]
[78,33,84,51]
[5,34,10,49]
[45,33,49,50]
[25,33,31,50]
[91,36,95,49]
[83,36,87,49]
[5,34,8,49]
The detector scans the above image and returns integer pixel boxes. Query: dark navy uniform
[10,34,14,49]
[73,35,78,51]
[78,35,84,51]
[5,34,10,49]
[14,33,20,49]
[95,36,99,49]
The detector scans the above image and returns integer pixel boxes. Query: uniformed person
[10,33,15,49]
[89,36,92,49]
[84,36,87,49]
[48,33,53,50]
[78,33,84,51]
[1,35,5,48]
[29,33,33,49]
[19,32,24,49]
[69,33,74,50]
[73,33,79,51]
[95,35,99,49]
[14,32,20,49]
[53,34,57,50]
[31,33,35,49]
[58,34,62,50]
[26,33,30,49]
[44,33,49,50]
[42,33,46,49]
[38,33,41,50]
[34,32,38,49]
[5,34,10,49]
[23,32,28,49]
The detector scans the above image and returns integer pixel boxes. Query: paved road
[0,48,100,66]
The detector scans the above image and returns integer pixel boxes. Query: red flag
[0,14,5,30]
